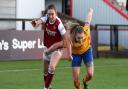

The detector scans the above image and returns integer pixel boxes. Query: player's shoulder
[40,15,48,22]
[56,16,62,22]
[55,16,63,25]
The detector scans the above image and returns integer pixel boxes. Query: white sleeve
[40,15,48,23]
[58,22,66,36]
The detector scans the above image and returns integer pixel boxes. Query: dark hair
[75,25,84,33]
[42,8,48,16]
[70,25,84,34]
[47,4,57,14]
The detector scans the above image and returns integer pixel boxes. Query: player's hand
[43,46,47,53]
[70,55,73,60]
[68,55,73,61]
[31,19,37,27]
[42,46,48,60]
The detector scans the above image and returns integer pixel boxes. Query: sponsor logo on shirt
[46,28,56,36]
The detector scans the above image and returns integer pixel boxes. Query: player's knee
[88,72,93,79]
[72,73,79,82]
[87,66,94,78]
[48,66,55,74]
[73,76,79,82]
[44,70,48,74]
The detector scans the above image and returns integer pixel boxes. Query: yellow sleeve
[83,25,90,36]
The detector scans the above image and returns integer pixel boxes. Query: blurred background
[0,0,128,89]
[0,0,127,60]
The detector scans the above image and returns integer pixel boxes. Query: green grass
[0,58,128,89]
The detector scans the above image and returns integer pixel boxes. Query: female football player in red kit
[32,4,72,89]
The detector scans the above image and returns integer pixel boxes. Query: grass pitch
[0,58,128,89]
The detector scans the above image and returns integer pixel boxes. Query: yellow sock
[74,80,81,89]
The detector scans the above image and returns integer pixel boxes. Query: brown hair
[70,25,84,43]
[47,4,57,14]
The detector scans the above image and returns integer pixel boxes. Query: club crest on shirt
[46,28,56,36]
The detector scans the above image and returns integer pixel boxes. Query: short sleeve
[83,25,90,35]
[58,22,66,36]
[40,15,48,23]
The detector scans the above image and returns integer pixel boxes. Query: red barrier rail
[103,0,128,20]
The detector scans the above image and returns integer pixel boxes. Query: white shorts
[43,49,62,61]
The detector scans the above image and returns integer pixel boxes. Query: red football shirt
[40,16,66,48]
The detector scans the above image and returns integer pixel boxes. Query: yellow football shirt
[72,25,91,54]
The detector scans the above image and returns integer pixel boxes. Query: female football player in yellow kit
[71,8,94,89]
[45,8,93,89]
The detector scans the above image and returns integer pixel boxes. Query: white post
[16,0,45,30]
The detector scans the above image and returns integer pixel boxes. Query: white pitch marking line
[0,64,127,73]
[0,69,39,73]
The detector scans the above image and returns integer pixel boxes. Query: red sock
[44,74,47,84]
[45,72,54,88]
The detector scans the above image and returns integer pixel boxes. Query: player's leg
[83,62,93,89]
[83,48,94,89]
[72,67,81,89]
[43,60,49,83]
[72,54,82,89]
[45,50,62,88]
[44,48,71,88]
[42,50,52,89]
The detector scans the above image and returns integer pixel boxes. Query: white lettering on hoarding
[0,40,9,50]
[38,38,45,48]
[12,38,36,52]
[0,38,44,52]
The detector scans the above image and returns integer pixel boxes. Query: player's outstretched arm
[31,19,43,27]
[85,8,93,25]
[46,41,63,53]
[63,33,72,60]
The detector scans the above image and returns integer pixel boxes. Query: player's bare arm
[63,33,72,60]
[31,19,45,27]
[46,41,63,53]
[85,8,93,25]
